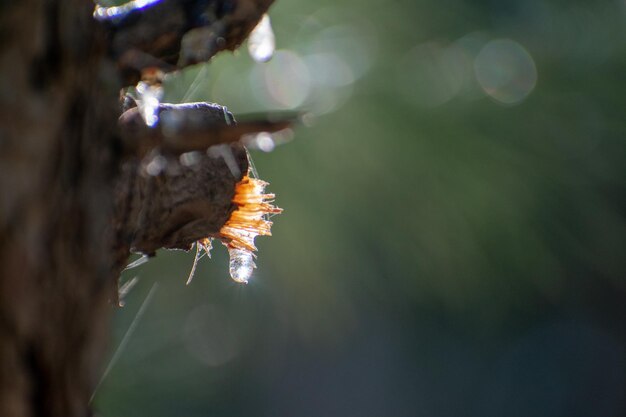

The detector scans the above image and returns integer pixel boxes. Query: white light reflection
[94,0,162,21]
[474,39,537,105]
[242,129,294,152]
[179,151,201,167]
[145,154,167,176]
[135,81,163,127]
[248,14,275,63]
[250,132,275,152]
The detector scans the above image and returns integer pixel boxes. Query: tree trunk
[0,1,276,416]
[0,1,118,415]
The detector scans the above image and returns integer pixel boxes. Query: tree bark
[0,1,276,416]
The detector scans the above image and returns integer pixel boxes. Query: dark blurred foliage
[95,0,625,416]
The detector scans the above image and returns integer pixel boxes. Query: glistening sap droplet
[248,14,275,63]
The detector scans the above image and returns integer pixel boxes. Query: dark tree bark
[0,1,278,416]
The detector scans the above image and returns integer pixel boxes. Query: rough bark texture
[99,0,275,85]
[119,103,291,155]
[0,1,276,416]
[115,141,249,256]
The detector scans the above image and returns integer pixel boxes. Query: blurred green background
[95,0,625,416]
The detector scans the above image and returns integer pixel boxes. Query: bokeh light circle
[474,39,537,104]
[255,50,311,109]
[397,42,472,107]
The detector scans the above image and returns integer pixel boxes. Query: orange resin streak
[218,173,282,252]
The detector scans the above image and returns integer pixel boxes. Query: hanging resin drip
[248,14,275,63]
[219,171,282,283]
[135,81,163,127]
[228,248,256,283]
